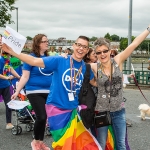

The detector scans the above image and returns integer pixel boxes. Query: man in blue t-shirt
[2,35,99,149]
[2,35,96,109]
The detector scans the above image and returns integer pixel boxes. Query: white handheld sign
[2,26,27,54]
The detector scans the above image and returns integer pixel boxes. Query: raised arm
[2,44,45,68]
[115,25,150,65]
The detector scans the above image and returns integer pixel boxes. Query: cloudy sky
[0,0,150,40]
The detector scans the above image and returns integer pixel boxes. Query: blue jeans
[97,108,126,150]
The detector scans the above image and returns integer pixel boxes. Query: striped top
[95,59,125,112]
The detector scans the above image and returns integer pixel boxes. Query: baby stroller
[7,89,36,135]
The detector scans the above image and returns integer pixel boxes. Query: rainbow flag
[105,126,116,150]
[105,126,130,150]
[45,104,102,150]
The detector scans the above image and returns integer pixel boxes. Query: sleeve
[42,56,61,72]
[22,54,33,71]
[22,62,32,71]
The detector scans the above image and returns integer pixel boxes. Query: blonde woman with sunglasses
[90,25,150,150]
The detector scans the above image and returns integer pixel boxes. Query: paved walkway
[0,88,150,150]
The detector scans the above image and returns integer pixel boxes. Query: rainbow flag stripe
[3,30,10,39]
[46,104,102,150]
[106,126,116,150]
[105,126,130,150]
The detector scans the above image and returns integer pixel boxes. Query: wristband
[147,27,150,32]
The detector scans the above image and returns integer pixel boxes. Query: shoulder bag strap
[82,63,91,95]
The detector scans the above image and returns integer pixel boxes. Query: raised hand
[2,43,14,54]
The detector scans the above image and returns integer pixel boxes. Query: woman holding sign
[11,34,52,150]
[0,34,20,129]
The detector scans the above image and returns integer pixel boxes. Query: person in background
[57,46,63,55]
[83,47,98,63]
[48,46,58,56]
[65,48,72,55]
[90,25,150,150]
[0,34,20,129]
[11,34,52,150]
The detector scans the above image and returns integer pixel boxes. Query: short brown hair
[77,35,89,42]
[94,37,110,50]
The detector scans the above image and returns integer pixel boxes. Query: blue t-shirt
[43,55,94,109]
[0,56,10,89]
[23,53,53,91]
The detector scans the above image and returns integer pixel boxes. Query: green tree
[89,36,97,41]
[120,36,135,51]
[0,0,16,27]
[111,34,120,41]
[120,38,128,50]
[138,40,149,52]
[26,36,32,40]
[104,33,112,41]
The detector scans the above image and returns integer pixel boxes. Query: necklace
[100,63,112,80]
[2,54,11,76]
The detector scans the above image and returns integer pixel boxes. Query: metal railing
[123,70,150,85]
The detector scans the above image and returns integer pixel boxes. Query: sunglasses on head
[95,49,109,55]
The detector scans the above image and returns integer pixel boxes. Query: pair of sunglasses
[96,49,109,55]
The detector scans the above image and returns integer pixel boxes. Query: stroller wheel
[45,126,51,136]
[11,125,18,135]
[17,126,22,134]
[31,123,34,131]
[25,123,32,132]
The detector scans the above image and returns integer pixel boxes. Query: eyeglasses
[41,40,49,43]
[75,43,89,50]
[95,49,109,55]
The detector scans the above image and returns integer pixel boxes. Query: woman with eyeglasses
[11,34,52,150]
[90,25,150,150]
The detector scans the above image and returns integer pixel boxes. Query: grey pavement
[0,88,150,150]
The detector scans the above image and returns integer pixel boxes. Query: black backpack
[78,64,96,129]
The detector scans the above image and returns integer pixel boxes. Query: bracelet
[147,27,150,32]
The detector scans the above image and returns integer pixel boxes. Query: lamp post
[126,0,132,73]
[12,6,18,32]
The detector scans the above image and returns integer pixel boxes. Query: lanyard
[70,56,83,94]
